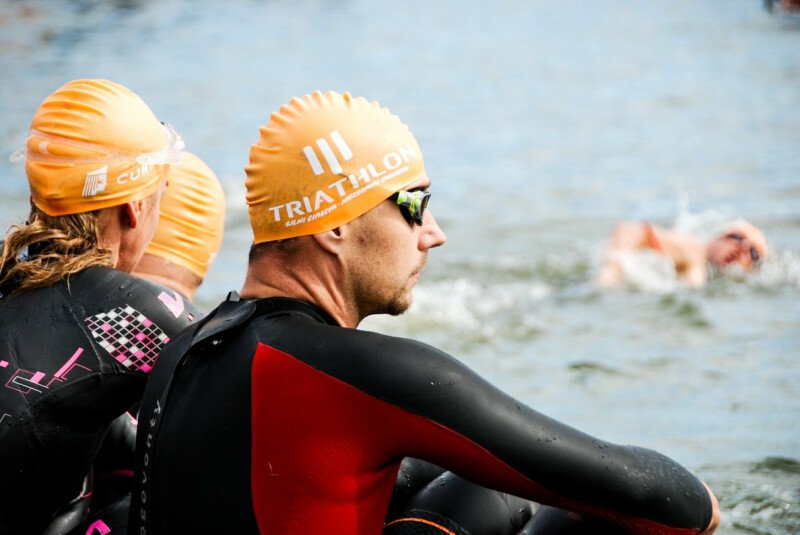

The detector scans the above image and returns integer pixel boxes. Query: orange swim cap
[246,91,427,243]
[16,79,182,216]
[144,152,226,279]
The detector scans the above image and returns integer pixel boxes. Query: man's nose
[419,210,446,250]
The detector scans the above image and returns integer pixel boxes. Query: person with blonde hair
[133,151,226,301]
[597,219,767,287]
[0,79,199,534]
[53,152,227,535]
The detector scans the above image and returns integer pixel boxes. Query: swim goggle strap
[389,190,431,226]
[8,122,185,165]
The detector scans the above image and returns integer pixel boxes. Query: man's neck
[240,256,359,328]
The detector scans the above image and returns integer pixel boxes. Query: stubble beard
[357,255,427,319]
[383,287,413,317]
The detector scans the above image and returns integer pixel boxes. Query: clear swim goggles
[9,122,185,166]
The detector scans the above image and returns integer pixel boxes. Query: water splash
[364,274,553,347]
[751,249,800,290]
[700,457,799,535]
[607,249,681,294]
[673,196,732,242]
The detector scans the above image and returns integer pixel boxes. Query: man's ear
[123,199,145,229]
[311,224,346,255]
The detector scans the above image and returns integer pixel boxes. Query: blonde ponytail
[0,205,113,298]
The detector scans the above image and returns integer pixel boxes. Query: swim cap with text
[19,79,182,216]
[246,91,426,243]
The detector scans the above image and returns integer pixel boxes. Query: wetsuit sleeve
[71,270,202,371]
[0,266,200,534]
[267,322,712,534]
[94,412,137,473]
[91,412,138,508]
[80,273,201,495]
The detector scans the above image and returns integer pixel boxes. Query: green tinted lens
[392,190,431,226]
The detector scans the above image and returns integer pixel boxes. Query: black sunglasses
[389,190,431,226]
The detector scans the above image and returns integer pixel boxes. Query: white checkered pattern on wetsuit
[84,305,169,373]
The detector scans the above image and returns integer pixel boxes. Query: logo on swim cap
[19,79,178,216]
[303,131,353,176]
[246,91,427,243]
[82,165,108,197]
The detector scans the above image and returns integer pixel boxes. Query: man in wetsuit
[0,79,199,534]
[131,91,720,534]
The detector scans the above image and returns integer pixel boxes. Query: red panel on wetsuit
[250,343,700,535]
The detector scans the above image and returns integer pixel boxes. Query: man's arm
[305,326,718,534]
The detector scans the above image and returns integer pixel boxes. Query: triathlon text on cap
[269,130,419,228]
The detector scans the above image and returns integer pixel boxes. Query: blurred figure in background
[133,151,226,301]
[764,0,800,14]
[597,219,767,287]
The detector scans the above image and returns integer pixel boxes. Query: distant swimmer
[0,79,200,534]
[597,219,767,287]
[130,90,720,535]
[133,151,226,301]
[765,0,800,14]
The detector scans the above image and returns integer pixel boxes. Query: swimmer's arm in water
[598,222,708,287]
[659,232,707,287]
[597,221,651,286]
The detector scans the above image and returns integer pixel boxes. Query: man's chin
[385,299,412,317]
[383,290,413,317]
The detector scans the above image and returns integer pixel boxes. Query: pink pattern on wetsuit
[85,305,169,373]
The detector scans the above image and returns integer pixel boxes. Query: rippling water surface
[1,1,798,532]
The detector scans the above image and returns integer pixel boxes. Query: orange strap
[384,517,458,535]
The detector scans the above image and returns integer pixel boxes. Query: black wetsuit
[0,266,199,533]
[131,295,712,535]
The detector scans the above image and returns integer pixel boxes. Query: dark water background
[1,1,798,532]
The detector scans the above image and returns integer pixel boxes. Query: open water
[1,1,798,532]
